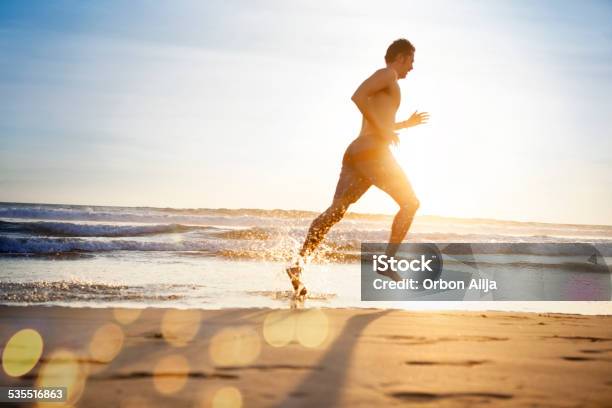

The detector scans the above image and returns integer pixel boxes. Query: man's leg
[357,152,420,258]
[287,176,367,296]
[370,198,419,283]
[374,166,419,281]
[382,171,420,257]
[288,160,369,289]
[298,155,370,261]
[385,194,420,257]
[299,199,349,259]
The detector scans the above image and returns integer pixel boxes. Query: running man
[288,38,429,296]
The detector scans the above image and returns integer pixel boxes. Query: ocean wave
[438,242,612,257]
[443,259,610,273]
[4,202,612,232]
[337,231,612,244]
[0,236,220,254]
[4,218,612,246]
[212,226,274,240]
[217,248,357,263]
[0,220,217,237]
[2,234,611,260]
[0,206,302,227]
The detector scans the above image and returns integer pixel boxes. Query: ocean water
[1,202,611,315]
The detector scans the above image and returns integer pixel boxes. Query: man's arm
[351,68,397,140]
[394,110,430,130]
[393,122,405,130]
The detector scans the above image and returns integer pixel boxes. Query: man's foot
[286,264,308,298]
[293,283,308,301]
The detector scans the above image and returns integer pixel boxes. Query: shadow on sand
[277,310,390,407]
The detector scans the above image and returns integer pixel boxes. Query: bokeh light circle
[161,309,202,347]
[153,354,189,395]
[209,327,261,366]
[36,349,87,408]
[212,386,243,408]
[263,310,296,347]
[295,309,329,348]
[88,323,124,363]
[2,328,43,377]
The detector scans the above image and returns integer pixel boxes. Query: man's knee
[399,196,420,213]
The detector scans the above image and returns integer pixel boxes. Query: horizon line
[1,200,611,229]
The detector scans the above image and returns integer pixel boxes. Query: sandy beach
[1,305,611,407]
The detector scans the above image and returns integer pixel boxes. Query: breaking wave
[0,236,220,254]
[0,220,214,237]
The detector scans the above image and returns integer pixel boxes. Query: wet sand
[1,305,611,407]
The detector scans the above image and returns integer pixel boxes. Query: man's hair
[385,38,415,63]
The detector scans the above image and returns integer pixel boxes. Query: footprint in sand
[580,348,612,354]
[95,371,238,380]
[543,335,612,343]
[405,360,488,367]
[389,391,513,403]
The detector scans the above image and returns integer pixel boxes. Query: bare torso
[358,75,401,140]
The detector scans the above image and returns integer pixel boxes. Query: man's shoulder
[372,67,397,81]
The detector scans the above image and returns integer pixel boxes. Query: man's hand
[401,110,430,129]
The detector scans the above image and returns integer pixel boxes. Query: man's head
[385,38,415,79]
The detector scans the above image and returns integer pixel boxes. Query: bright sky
[1,0,611,225]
